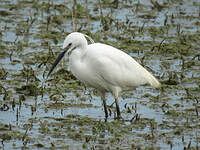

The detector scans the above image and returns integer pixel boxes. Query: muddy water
[0,0,199,149]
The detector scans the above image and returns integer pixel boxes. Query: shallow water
[0,0,200,149]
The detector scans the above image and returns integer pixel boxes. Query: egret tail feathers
[143,70,161,88]
[147,74,161,88]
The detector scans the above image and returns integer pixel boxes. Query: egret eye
[68,43,72,47]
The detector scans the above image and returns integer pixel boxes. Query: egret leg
[114,95,121,119]
[101,93,108,118]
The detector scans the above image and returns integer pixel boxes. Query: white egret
[47,32,161,119]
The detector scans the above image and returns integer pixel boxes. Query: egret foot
[114,113,122,120]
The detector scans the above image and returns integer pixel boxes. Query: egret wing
[86,43,160,91]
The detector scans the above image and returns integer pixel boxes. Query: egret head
[47,32,88,78]
[63,32,88,53]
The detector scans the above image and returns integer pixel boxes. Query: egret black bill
[47,47,69,78]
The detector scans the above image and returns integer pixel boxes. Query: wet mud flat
[0,0,199,149]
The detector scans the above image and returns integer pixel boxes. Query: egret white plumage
[47,32,161,119]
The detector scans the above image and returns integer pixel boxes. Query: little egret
[47,32,161,119]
